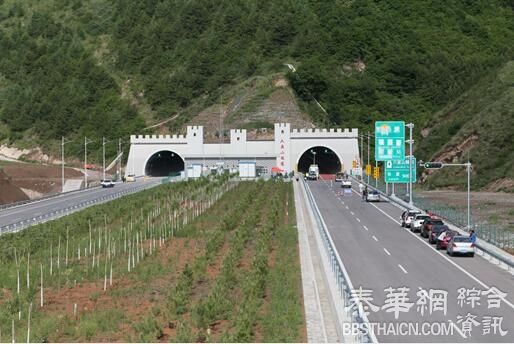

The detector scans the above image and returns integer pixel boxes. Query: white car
[101,179,115,188]
[366,190,380,202]
[341,180,352,188]
[411,214,430,233]
[447,236,475,257]
[335,173,344,182]
[401,210,421,228]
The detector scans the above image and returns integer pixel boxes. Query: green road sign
[385,156,416,183]
[375,121,405,161]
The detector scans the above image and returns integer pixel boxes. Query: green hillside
[0,0,513,186]
[416,61,514,190]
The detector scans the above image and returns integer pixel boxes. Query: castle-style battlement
[130,134,187,144]
[290,127,358,138]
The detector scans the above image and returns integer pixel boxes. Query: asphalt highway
[307,179,514,343]
[0,178,161,231]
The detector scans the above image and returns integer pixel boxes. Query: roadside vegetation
[0,177,304,342]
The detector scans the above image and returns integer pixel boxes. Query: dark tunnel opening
[298,146,341,174]
[145,151,184,177]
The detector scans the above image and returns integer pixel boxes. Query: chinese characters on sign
[345,285,508,338]
[279,139,285,167]
[375,121,405,161]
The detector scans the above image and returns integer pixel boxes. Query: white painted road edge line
[398,264,408,274]
[349,188,514,312]
[383,248,391,256]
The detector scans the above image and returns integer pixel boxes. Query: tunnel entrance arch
[297,146,342,174]
[144,150,185,177]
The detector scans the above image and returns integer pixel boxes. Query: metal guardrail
[0,181,162,236]
[0,185,102,211]
[302,178,377,343]
[354,177,514,272]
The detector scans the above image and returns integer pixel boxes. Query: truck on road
[307,164,319,180]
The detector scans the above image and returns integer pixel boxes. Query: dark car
[436,230,459,250]
[428,225,449,244]
[421,218,444,238]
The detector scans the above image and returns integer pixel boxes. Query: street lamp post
[84,137,94,188]
[61,137,73,192]
[421,160,473,230]
[311,150,317,165]
[406,123,415,206]
[102,137,113,181]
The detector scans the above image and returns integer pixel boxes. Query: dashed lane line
[398,264,408,274]
[383,248,391,256]
[348,186,514,312]
[372,235,378,242]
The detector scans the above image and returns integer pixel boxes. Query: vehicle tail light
[452,243,457,248]
[471,243,476,248]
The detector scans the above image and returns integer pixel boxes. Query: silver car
[366,190,380,202]
[447,236,475,257]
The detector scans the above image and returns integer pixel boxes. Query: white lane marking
[372,235,378,242]
[383,248,391,256]
[398,264,408,274]
[350,211,354,216]
[356,218,361,222]
[350,188,514,311]
[345,206,349,210]
[363,225,369,231]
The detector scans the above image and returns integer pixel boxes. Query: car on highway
[447,235,475,257]
[341,180,352,188]
[428,224,450,244]
[366,190,380,202]
[420,217,444,238]
[436,230,459,250]
[126,174,136,182]
[411,214,430,233]
[101,179,115,188]
[401,210,421,228]
[335,172,344,182]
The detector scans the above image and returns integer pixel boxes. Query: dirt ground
[0,161,84,204]
[417,190,514,229]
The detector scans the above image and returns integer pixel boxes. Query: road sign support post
[375,161,378,188]
[367,132,370,185]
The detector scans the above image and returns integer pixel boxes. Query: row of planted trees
[0,175,237,343]
[161,180,288,342]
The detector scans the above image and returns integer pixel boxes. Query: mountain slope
[417,61,514,191]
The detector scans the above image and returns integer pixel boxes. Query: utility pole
[367,131,370,185]
[84,137,94,188]
[467,161,471,230]
[407,123,414,206]
[102,137,106,181]
[61,137,73,192]
[62,136,64,192]
[117,138,122,181]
